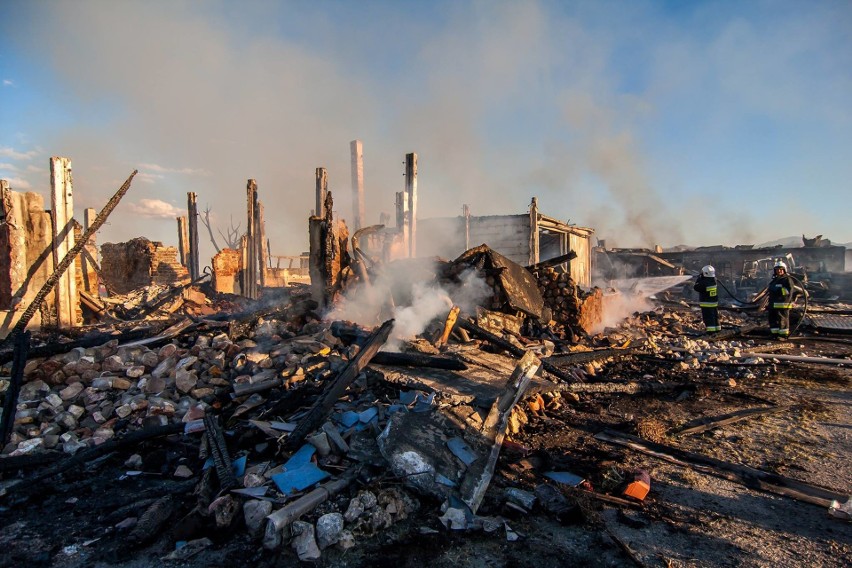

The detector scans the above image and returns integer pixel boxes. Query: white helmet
[701,265,715,278]
[773,260,787,272]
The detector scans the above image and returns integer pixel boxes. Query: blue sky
[1,0,850,263]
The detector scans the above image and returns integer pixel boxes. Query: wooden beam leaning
[287,319,394,448]
[3,170,138,344]
[459,351,541,513]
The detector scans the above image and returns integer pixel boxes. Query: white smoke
[589,275,691,334]
[328,262,490,351]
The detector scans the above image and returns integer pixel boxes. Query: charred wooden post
[0,330,29,447]
[0,180,27,311]
[395,190,408,255]
[528,196,539,266]
[288,319,394,448]
[187,192,200,280]
[177,215,189,268]
[4,171,137,342]
[350,140,365,231]
[258,201,268,286]
[463,204,471,250]
[243,179,259,299]
[50,157,79,327]
[459,351,541,513]
[405,152,417,258]
[309,189,347,308]
[315,167,328,219]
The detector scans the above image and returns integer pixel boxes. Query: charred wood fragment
[457,316,580,382]
[370,351,468,370]
[287,319,394,448]
[203,413,236,490]
[128,495,178,546]
[0,330,30,447]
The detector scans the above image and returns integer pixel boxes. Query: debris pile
[1,244,850,565]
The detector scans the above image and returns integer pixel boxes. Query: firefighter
[693,265,720,333]
[767,260,804,339]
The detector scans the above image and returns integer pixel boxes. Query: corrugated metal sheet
[806,314,852,332]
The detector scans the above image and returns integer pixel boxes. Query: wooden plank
[0,330,29,447]
[672,406,786,436]
[459,351,541,513]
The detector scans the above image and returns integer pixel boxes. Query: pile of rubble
[1,244,850,566]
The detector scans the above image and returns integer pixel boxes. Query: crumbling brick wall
[212,248,241,294]
[100,237,189,294]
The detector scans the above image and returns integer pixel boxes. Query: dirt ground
[1,307,850,568]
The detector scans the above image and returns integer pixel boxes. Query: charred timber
[370,351,468,370]
[287,319,394,448]
[456,317,580,383]
[0,331,29,447]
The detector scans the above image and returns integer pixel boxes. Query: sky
[1,0,850,266]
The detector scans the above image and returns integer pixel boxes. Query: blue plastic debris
[544,471,585,487]
[399,390,419,405]
[338,411,360,428]
[447,437,478,466]
[271,465,329,496]
[413,392,436,413]
[286,444,316,468]
[435,473,458,487]
[387,404,407,415]
[268,444,330,496]
[358,407,378,423]
[232,455,247,478]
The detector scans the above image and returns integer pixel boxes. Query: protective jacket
[768,274,803,309]
[693,275,718,307]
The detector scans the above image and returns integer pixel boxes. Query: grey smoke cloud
[2,0,850,262]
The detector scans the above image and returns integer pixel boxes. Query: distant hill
[663,237,851,252]
[756,236,805,248]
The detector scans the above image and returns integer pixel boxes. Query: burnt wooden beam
[525,251,577,273]
[0,330,29,448]
[459,351,541,513]
[287,319,394,448]
[187,192,200,281]
[672,406,787,437]
[456,316,580,383]
[4,422,184,501]
[370,351,467,371]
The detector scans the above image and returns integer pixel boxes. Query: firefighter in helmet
[767,260,804,338]
[693,265,720,333]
